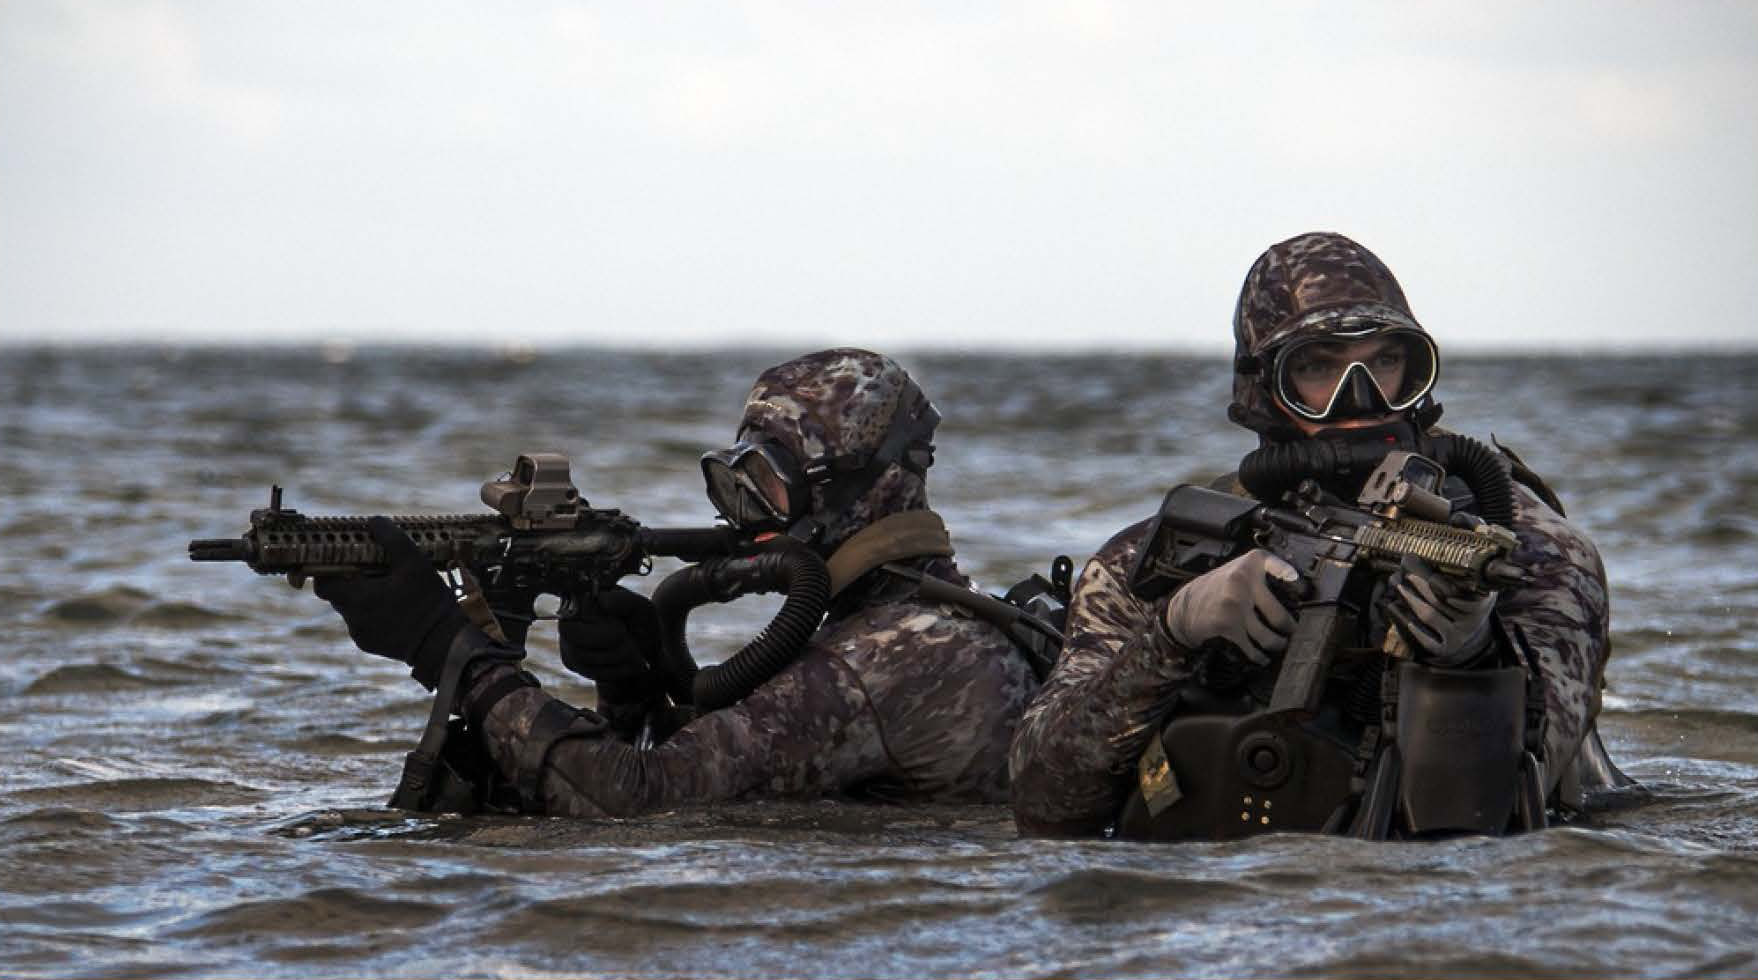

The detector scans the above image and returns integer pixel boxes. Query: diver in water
[316,349,1040,816]
[1009,232,1623,838]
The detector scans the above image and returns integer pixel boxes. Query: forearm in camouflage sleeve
[461,649,892,818]
[1010,525,1198,836]
[1495,484,1612,786]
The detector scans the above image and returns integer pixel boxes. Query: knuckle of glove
[1393,581,1433,617]
[1222,623,1254,653]
[1228,556,1262,584]
[1161,590,1203,647]
[1392,613,1441,657]
[1219,592,1253,625]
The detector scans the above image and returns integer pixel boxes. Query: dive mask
[701,437,804,530]
[1271,325,1439,423]
[703,378,940,540]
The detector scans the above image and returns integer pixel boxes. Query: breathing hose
[1238,431,1516,528]
[649,545,833,712]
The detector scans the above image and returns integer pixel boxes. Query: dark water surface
[3,347,1756,978]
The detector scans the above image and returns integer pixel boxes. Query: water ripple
[2,349,1756,979]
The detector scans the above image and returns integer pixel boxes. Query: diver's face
[1280,335,1409,436]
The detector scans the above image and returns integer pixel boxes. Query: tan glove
[1161,548,1302,666]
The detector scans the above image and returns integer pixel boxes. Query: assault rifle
[1127,451,1531,720]
[192,451,764,812]
[189,452,740,637]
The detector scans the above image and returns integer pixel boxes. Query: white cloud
[26,0,287,147]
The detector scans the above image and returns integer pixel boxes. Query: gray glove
[1385,554,1497,667]
[1161,548,1302,666]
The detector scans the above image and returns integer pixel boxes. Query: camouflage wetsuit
[1009,233,1612,835]
[457,562,1032,816]
[452,350,1038,817]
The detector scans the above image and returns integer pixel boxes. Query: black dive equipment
[647,513,1070,708]
[1117,657,1543,840]
[700,437,803,530]
[1237,423,1516,530]
[650,542,834,712]
[1115,450,1546,840]
[1270,325,1439,424]
[679,379,939,709]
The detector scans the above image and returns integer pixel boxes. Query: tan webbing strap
[878,562,1060,681]
[825,510,955,596]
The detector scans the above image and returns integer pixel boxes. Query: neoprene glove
[558,586,663,708]
[1161,548,1302,667]
[313,517,472,690]
[1385,554,1497,667]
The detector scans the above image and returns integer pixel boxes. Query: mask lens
[1275,329,1437,421]
[700,442,800,529]
[702,457,756,526]
[737,451,791,520]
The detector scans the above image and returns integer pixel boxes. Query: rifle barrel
[189,539,253,562]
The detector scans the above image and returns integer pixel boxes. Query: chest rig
[1115,450,1550,840]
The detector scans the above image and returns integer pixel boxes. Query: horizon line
[3,339,1755,358]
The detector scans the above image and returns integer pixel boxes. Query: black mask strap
[787,379,939,545]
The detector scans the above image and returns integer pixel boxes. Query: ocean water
[2,347,1756,978]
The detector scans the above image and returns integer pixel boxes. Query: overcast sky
[2,1,1754,351]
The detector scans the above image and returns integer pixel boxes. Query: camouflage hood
[737,349,937,551]
[1228,232,1440,436]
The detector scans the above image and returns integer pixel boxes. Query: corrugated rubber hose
[1238,432,1515,528]
[649,545,833,712]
